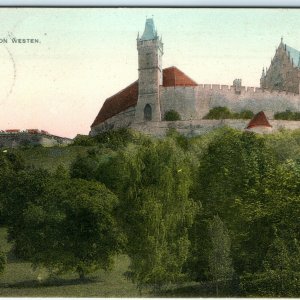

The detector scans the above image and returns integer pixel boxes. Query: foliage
[95,139,198,289]
[240,236,300,297]
[72,134,97,146]
[6,175,123,280]
[0,248,6,276]
[94,128,140,150]
[5,126,300,296]
[203,106,254,119]
[208,215,233,296]
[0,151,25,225]
[274,110,300,120]
[164,110,181,121]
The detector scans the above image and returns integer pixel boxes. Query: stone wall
[159,84,300,121]
[130,119,300,137]
[0,133,73,148]
[90,106,136,136]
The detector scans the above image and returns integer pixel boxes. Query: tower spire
[140,18,158,41]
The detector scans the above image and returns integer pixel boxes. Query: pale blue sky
[0,8,300,137]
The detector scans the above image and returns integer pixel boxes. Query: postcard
[0,7,299,297]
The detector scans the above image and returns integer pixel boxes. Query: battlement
[162,83,300,98]
[197,84,299,96]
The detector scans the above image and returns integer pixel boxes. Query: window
[144,104,152,121]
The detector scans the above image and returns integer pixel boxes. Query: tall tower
[135,18,163,122]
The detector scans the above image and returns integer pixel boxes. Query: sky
[0,8,300,138]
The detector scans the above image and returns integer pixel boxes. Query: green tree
[187,128,277,280]
[101,139,198,290]
[15,178,123,280]
[208,215,233,296]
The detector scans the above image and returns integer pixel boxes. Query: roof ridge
[104,80,138,103]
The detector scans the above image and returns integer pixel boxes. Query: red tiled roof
[246,111,272,129]
[91,66,198,127]
[163,66,198,87]
[91,81,138,127]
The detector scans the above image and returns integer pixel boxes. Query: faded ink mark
[2,44,17,101]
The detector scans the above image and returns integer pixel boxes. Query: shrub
[72,134,96,146]
[238,110,254,119]
[274,110,300,121]
[95,128,137,149]
[204,107,254,120]
[204,107,232,119]
[164,110,181,121]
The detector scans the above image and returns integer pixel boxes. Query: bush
[274,110,300,121]
[95,128,137,149]
[237,110,254,119]
[204,107,254,120]
[204,107,232,119]
[72,135,97,146]
[164,110,181,121]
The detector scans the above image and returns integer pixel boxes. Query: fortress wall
[160,85,300,121]
[160,86,200,120]
[195,85,300,119]
[131,119,300,137]
[90,106,136,136]
[131,119,249,137]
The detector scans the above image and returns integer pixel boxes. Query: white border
[0,0,298,7]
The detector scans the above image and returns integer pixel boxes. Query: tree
[101,138,198,290]
[188,128,277,279]
[0,151,26,225]
[208,215,233,296]
[7,176,123,280]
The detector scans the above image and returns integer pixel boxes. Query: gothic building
[90,19,300,137]
[260,38,300,94]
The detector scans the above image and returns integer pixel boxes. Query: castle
[90,18,300,137]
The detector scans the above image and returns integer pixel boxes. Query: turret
[260,67,266,89]
[134,18,163,123]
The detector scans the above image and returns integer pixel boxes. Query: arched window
[144,104,152,121]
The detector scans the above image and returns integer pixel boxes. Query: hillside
[12,145,95,172]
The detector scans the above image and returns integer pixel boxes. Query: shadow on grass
[0,276,103,289]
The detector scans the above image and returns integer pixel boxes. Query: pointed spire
[261,67,265,78]
[281,36,283,44]
[140,18,158,41]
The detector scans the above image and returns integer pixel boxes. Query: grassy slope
[13,145,94,172]
[0,227,149,297]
